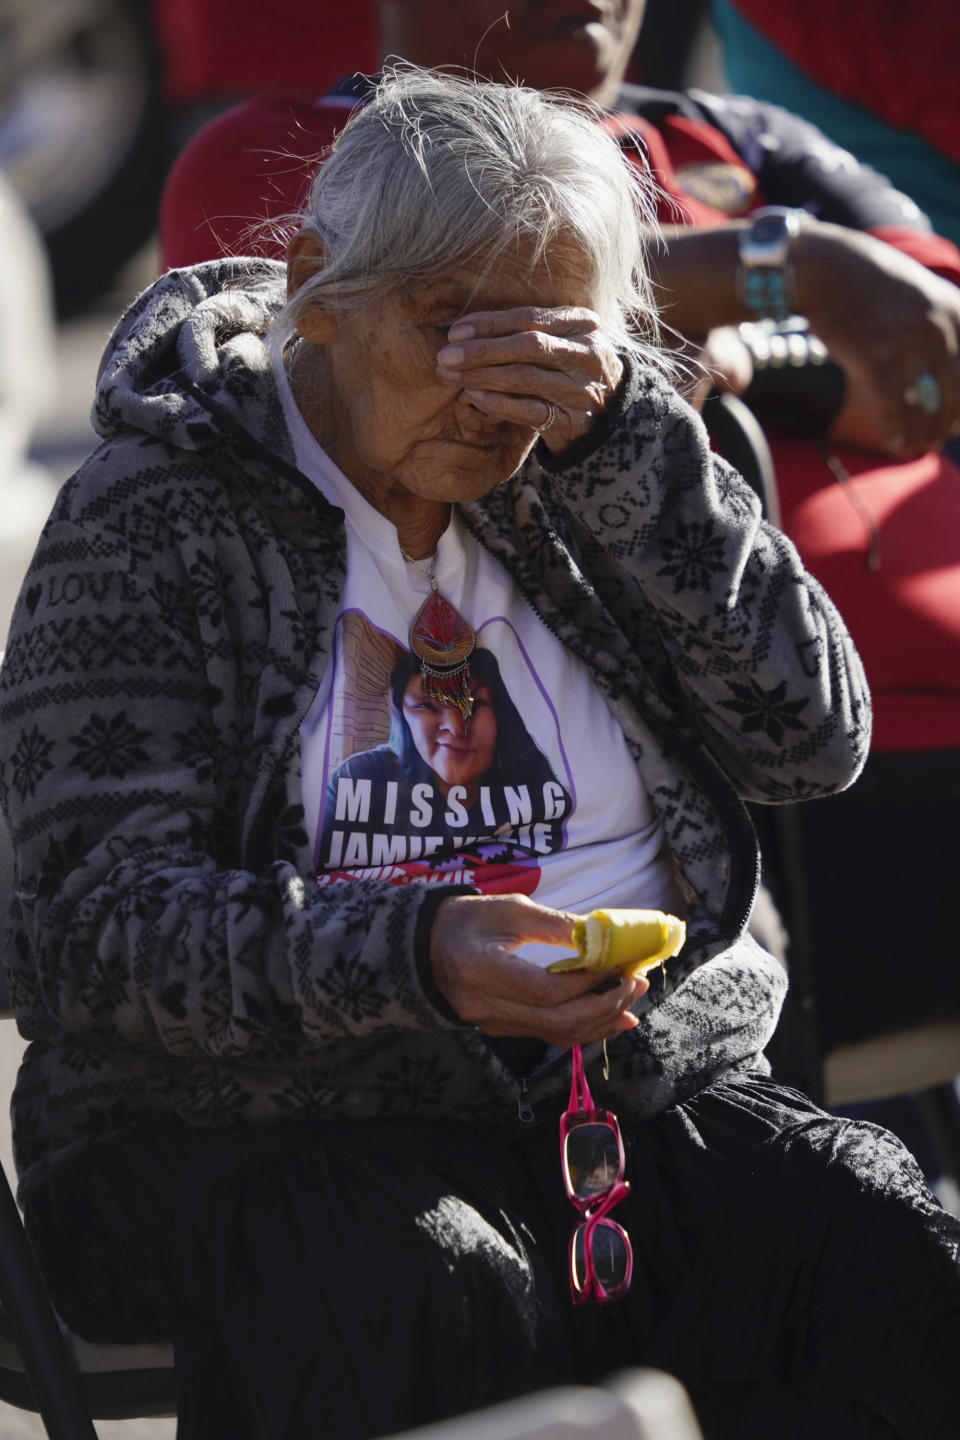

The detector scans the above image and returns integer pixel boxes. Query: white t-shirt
[276,358,683,965]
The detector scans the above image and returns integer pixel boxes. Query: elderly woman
[1,68,957,1440]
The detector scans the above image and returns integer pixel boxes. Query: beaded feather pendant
[409,585,476,726]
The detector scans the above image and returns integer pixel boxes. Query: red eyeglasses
[559,1043,634,1306]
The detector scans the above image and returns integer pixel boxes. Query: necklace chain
[400,548,439,591]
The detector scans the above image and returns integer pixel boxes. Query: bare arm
[649,221,960,457]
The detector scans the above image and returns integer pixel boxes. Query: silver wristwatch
[736,207,809,322]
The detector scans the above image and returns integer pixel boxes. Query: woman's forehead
[403,244,596,314]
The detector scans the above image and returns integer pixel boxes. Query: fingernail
[592,973,622,995]
[436,365,461,382]
[447,323,474,342]
[437,345,465,366]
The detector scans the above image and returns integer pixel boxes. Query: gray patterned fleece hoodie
[0,261,870,1194]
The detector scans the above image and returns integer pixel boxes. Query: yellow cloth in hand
[547,908,686,978]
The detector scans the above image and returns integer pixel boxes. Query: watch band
[736,207,808,322]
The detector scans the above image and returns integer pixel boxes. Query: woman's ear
[286,228,325,296]
[286,228,338,344]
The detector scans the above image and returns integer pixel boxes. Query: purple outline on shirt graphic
[314,611,574,890]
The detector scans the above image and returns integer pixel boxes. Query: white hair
[270,65,668,367]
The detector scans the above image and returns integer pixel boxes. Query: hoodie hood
[93,259,291,463]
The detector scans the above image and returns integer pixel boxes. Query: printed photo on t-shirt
[315,612,573,893]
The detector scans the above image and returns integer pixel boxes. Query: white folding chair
[382,1370,703,1440]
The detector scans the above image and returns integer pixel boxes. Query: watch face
[751,216,788,246]
[742,211,794,267]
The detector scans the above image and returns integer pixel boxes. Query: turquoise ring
[903,371,942,415]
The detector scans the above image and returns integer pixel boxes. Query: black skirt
[24,1074,960,1440]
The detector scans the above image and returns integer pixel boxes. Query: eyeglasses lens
[564,1122,621,1200]
[571,1220,630,1296]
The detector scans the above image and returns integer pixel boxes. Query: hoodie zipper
[516,1077,535,1124]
